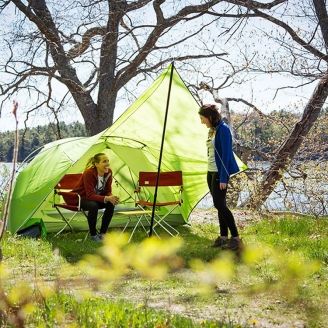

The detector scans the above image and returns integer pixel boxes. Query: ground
[4,207,326,327]
[101,208,315,328]
[189,207,257,227]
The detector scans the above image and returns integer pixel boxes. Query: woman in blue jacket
[199,104,243,252]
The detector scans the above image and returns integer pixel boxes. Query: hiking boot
[90,234,102,242]
[228,238,244,253]
[212,236,229,249]
[99,233,106,240]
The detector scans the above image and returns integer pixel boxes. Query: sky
[0,68,316,132]
[0,0,323,132]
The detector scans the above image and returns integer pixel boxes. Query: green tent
[7,65,247,235]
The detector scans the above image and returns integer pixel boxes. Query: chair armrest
[57,191,81,210]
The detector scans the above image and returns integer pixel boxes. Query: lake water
[198,162,328,216]
[0,162,14,186]
[1,162,327,216]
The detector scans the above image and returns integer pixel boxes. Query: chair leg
[149,219,174,237]
[140,215,161,237]
[156,215,180,235]
[149,212,179,237]
[128,215,144,243]
[54,208,77,237]
[83,231,90,242]
[121,217,131,234]
[134,205,178,237]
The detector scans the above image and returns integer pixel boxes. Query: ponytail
[85,153,106,169]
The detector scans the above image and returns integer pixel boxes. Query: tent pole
[149,62,175,237]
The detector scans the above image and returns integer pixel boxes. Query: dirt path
[188,207,259,226]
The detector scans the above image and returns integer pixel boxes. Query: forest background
[0,109,327,163]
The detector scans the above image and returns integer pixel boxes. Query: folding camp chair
[134,171,183,237]
[53,173,87,236]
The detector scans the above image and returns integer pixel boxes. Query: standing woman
[73,153,119,242]
[199,104,243,252]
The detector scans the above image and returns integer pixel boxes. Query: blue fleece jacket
[214,120,239,183]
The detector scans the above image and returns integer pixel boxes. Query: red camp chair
[53,173,87,236]
[134,171,183,237]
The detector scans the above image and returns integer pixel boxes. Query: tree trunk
[248,73,328,209]
[85,93,117,135]
[80,102,105,136]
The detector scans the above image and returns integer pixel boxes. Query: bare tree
[193,0,328,209]
[0,0,284,135]
[245,0,328,208]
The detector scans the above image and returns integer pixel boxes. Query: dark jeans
[81,199,115,236]
[207,171,239,237]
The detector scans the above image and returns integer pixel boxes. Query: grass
[1,213,328,327]
[240,216,328,328]
[245,216,328,263]
[28,294,240,328]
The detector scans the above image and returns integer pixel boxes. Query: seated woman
[73,153,119,242]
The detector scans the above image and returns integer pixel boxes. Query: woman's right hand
[219,182,227,190]
[105,195,119,205]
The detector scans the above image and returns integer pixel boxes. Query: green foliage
[0,217,327,327]
[1,233,65,279]
[28,295,234,328]
[0,232,244,327]
[0,121,86,162]
[233,108,328,160]
[244,216,328,263]
[241,217,328,327]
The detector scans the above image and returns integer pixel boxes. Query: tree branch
[67,26,106,59]
[10,0,97,130]
[230,0,286,10]
[252,8,328,62]
[312,0,328,49]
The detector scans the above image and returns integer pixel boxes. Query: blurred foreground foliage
[0,224,325,327]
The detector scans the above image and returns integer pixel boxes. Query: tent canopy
[8,65,247,234]
[7,65,209,234]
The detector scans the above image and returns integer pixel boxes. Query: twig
[0,101,19,255]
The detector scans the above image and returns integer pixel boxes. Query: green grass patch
[1,214,328,327]
[27,294,240,328]
[244,216,328,263]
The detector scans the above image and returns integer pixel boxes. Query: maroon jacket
[73,167,112,203]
